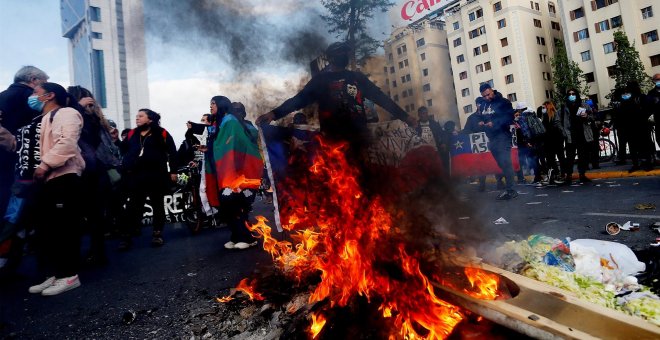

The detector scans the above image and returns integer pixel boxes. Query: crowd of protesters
[453,76,659,201]
[0,55,658,297]
[0,65,264,296]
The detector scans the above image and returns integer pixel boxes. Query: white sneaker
[234,241,258,250]
[28,276,56,294]
[224,241,235,249]
[41,275,81,296]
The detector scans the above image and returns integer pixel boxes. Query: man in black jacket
[0,66,49,218]
[648,73,660,158]
[476,83,517,200]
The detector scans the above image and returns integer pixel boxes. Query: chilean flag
[449,132,520,177]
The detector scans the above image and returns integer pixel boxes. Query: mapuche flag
[449,131,520,177]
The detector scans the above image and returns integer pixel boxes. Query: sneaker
[496,190,516,200]
[234,241,258,250]
[41,275,80,296]
[224,241,235,249]
[29,276,55,294]
[507,189,518,199]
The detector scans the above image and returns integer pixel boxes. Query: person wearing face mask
[0,66,49,222]
[647,74,660,159]
[560,88,594,184]
[119,109,178,249]
[539,101,566,184]
[26,82,85,296]
[617,81,653,172]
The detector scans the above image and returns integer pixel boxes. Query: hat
[479,82,492,93]
[515,102,527,110]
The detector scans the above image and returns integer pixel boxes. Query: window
[416,38,426,47]
[92,32,103,39]
[461,88,470,97]
[453,22,460,30]
[574,28,589,41]
[427,99,433,107]
[473,46,481,56]
[650,54,660,67]
[494,2,502,12]
[595,19,610,33]
[501,55,512,66]
[571,7,585,20]
[584,72,595,82]
[423,68,429,76]
[508,93,518,102]
[475,64,484,73]
[551,21,561,31]
[594,0,608,10]
[468,8,483,21]
[542,72,551,81]
[459,71,468,80]
[397,47,402,55]
[401,76,406,83]
[484,61,491,70]
[456,54,465,63]
[603,42,615,54]
[420,53,426,61]
[497,19,506,29]
[534,19,542,28]
[539,54,548,63]
[581,50,591,61]
[535,2,540,11]
[397,44,407,56]
[468,26,486,39]
[393,95,399,102]
[423,84,431,92]
[482,44,488,53]
[407,89,413,96]
[642,6,653,19]
[405,74,411,82]
[464,105,473,114]
[390,66,395,74]
[392,80,397,88]
[453,38,462,47]
[505,74,514,84]
[548,2,556,14]
[399,61,404,69]
[607,65,617,76]
[404,104,409,111]
[91,49,107,107]
[501,37,508,47]
[402,91,408,98]
[545,90,552,99]
[404,59,409,67]
[90,6,101,22]
[388,53,393,61]
[642,30,659,44]
[536,36,546,45]
[610,15,622,28]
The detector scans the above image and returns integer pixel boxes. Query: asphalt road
[0,175,658,338]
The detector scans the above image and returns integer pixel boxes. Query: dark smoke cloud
[144,0,329,72]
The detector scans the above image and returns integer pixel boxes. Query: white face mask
[542,108,547,114]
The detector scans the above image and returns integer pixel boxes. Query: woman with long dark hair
[28,82,85,296]
[119,109,177,248]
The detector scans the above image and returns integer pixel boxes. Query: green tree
[608,29,652,99]
[551,39,589,103]
[320,0,395,69]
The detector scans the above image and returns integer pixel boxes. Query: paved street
[0,165,658,338]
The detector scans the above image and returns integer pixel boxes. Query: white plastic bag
[571,239,646,277]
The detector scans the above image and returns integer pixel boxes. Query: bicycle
[598,123,617,163]
[175,163,204,234]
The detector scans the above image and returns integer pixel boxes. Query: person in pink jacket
[27,82,85,296]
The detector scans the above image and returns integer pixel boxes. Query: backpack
[519,110,546,139]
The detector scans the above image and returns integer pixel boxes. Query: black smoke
[143,0,329,72]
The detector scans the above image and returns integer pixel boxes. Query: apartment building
[61,0,150,130]
[445,0,563,128]
[383,16,460,125]
[558,0,660,107]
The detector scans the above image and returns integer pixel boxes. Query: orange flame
[247,137,465,338]
[463,267,500,300]
[229,175,261,192]
[236,278,264,301]
[310,312,327,339]
[216,296,234,303]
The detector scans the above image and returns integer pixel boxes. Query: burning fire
[217,278,264,303]
[463,267,500,300]
[244,137,470,338]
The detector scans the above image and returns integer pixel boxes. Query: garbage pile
[489,235,660,326]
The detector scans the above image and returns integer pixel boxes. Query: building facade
[60,0,149,130]
[383,16,460,125]
[445,0,563,127]
[558,0,660,107]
